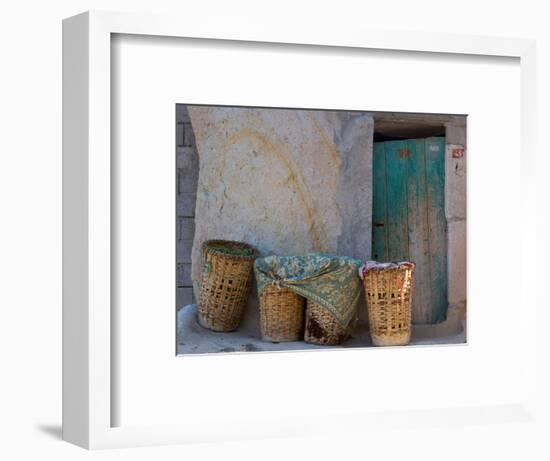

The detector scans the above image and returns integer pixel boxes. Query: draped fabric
[254,253,363,327]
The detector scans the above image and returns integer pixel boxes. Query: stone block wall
[176,105,199,309]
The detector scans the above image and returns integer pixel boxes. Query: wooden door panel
[372,137,448,324]
[425,137,448,323]
[406,139,432,324]
[385,140,409,262]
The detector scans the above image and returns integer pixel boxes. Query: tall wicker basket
[362,262,415,346]
[304,300,351,346]
[258,285,305,342]
[197,240,258,332]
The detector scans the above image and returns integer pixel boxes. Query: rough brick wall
[176,105,199,309]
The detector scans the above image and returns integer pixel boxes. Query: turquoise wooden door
[372,137,447,324]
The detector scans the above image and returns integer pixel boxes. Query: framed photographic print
[63,10,538,449]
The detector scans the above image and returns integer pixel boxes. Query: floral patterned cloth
[254,253,363,327]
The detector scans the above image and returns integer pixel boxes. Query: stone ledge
[176,304,466,355]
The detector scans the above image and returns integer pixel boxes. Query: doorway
[372,136,447,324]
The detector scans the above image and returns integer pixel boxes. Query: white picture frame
[62,10,538,449]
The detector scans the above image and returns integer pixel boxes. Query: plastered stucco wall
[445,120,467,310]
[186,106,374,326]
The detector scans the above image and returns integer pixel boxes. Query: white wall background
[0,1,548,459]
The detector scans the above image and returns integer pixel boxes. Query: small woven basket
[258,285,305,342]
[197,239,258,332]
[304,300,351,346]
[362,262,415,346]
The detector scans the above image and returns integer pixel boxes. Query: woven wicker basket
[197,239,258,332]
[304,300,351,346]
[258,285,305,342]
[362,262,415,346]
